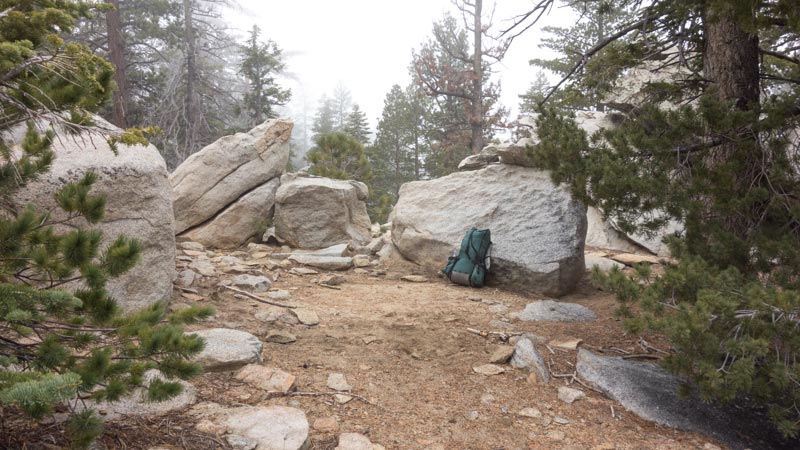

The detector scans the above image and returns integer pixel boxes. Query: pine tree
[307,132,373,184]
[0,2,212,447]
[513,0,800,437]
[311,95,336,142]
[239,24,291,127]
[343,104,370,145]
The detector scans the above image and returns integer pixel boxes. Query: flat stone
[558,386,586,404]
[189,261,217,277]
[472,364,505,376]
[190,328,262,371]
[610,253,661,266]
[223,406,309,450]
[334,394,352,404]
[288,254,353,271]
[327,373,352,391]
[518,407,542,418]
[576,349,794,450]
[180,241,206,252]
[400,275,428,283]
[313,416,339,433]
[235,365,296,393]
[266,290,292,301]
[292,243,349,257]
[553,417,570,425]
[335,432,373,450]
[352,254,371,268]
[510,338,550,383]
[549,338,583,350]
[176,269,197,287]
[266,331,296,344]
[489,345,515,364]
[292,309,320,326]
[320,275,346,286]
[290,267,319,276]
[232,274,272,292]
[512,300,597,322]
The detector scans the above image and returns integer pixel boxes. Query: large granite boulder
[183,178,279,249]
[586,206,681,257]
[273,173,371,249]
[10,119,175,312]
[170,119,292,234]
[392,164,586,296]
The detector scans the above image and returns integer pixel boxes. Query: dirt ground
[181,254,728,450]
[2,250,753,450]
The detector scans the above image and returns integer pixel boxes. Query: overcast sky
[226,0,573,133]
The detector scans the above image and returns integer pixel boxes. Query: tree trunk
[701,5,760,243]
[470,0,483,154]
[183,0,199,160]
[105,0,128,128]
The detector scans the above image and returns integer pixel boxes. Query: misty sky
[226,0,573,132]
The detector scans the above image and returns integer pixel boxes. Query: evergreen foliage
[307,132,373,184]
[0,2,213,447]
[343,104,370,145]
[519,0,800,436]
[239,24,291,127]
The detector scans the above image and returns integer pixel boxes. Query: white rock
[392,165,586,296]
[335,433,373,450]
[10,118,175,312]
[223,406,309,450]
[510,338,550,383]
[235,365,296,393]
[273,173,371,249]
[292,309,320,326]
[232,274,272,292]
[183,178,280,249]
[288,254,353,271]
[190,328,263,371]
[352,254,371,268]
[585,255,625,271]
[171,119,292,233]
[558,386,586,404]
[512,300,597,322]
[327,373,352,391]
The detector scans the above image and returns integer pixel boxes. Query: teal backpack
[442,228,492,287]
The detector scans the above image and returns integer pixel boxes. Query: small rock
[235,365,296,393]
[548,430,566,441]
[557,386,586,404]
[288,254,353,271]
[489,345,515,364]
[223,406,309,450]
[189,261,216,277]
[320,274,346,286]
[510,338,550,383]
[468,296,482,302]
[179,241,205,251]
[334,394,353,404]
[352,254,371,268]
[190,328,262,371]
[292,308,320,326]
[290,267,319,276]
[225,434,257,450]
[176,269,197,287]
[480,393,496,405]
[472,364,505,376]
[549,337,583,350]
[266,331,296,344]
[400,275,428,283]
[464,410,480,421]
[313,416,339,433]
[266,290,292,300]
[553,417,570,425]
[518,407,542,418]
[335,432,373,450]
[231,274,272,292]
[585,255,625,272]
[327,373,353,391]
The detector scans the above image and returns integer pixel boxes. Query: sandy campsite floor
[8,250,735,450]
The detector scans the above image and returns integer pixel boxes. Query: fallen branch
[266,390,394,413]
[466,328,522,342]
[622,353,662,360]
[318,283,342,290]
[173,285,199,294]
[222,285,297,309]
